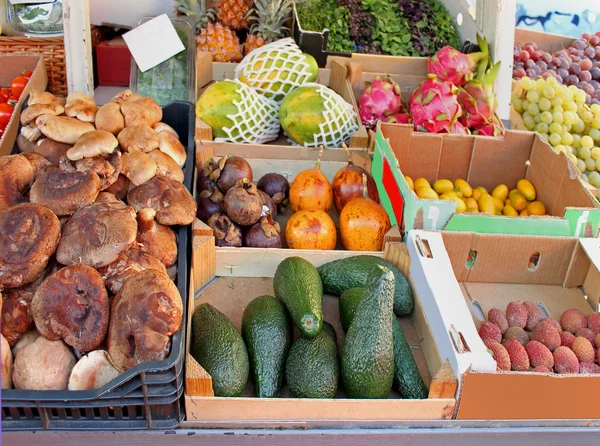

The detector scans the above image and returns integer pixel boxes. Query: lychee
[571,336,595,363]
[502,338,530,371]
[531,320,561,351]
[575,327,596,344]
[553,346,580,374]
[525,340,554,369]
[560,331,576,349]
[533,365,553,373]
[560,308,587,333]
[479,322,502,343]
[503,326,530,346]
[580,362,600,374]
[483,339,511,371]
[487,308,509,334]
[506,301,528,329]
[595,333,600,349]
[538,317,561,332]
[523,301,543,331]
[587,312,600,334]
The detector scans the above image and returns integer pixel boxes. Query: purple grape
[566,74,579,85]
[591,80,600,89]
[581,58,593,71]
[542,52,553,64]
[556,75,564,84]
[526,68,538,79]
[590,67,600,80]
[552,57,562,67]
[536,61,548,71]
[559,58,570,70]
[585,47,596,59]
[570,63,582,74]
[574,39,587,50]
[587,94,592,103]
[526,59,536,69]
[595,90,600,100]
[592,99,600,105]
[580,70,592,82]
[557,68,569,79]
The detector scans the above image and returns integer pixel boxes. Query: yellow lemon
[414,178,431,190]
[520,209,528,216]
[503,205,518,216]
[453,187,464,198]
[472,189,482,201]
[478,193,496,215]
[475,186,488,195]
[509,188,519,197]
[453,197,467,213]
[405,175,415,191]
[517,179,536,201]
[505,198,511,206]
[510,192,527,211]
[416,186,439,200]
[465,197,479,212]
[492,184,509,202]
[527,200,546,216]
[443,190,458,199]
[433,179,454,195]
[454,179,473,198]
[493,197,504,211]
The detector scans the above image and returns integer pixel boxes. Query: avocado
[285,322,339,399]
[341,265,394,399]
[242,295,292,398]
[318,255,414,316]
[338,287,428,399]
[273,256,323,338]
[191,303,249,397]
[339,288,364,333]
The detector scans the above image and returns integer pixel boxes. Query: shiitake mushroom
[207,213,242,247]
[257,173,290,210]
[244,211,282,248]
[224,178,262,226]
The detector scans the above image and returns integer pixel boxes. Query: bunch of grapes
[513,75,600,188]
[513,32,600,106]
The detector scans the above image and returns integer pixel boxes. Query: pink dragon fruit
[473,119,504,137]
[427,36,489,87]
[408,76,462,134]
[381,112,412,124]
[447,121,470,135]
[458,62,501,129]
[358,76,403,129]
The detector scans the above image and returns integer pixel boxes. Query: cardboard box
[96,37,132,86]
[195,51,369,150]
[371,122,600,237]
[407,229,600,420]
[0,54,47,156]
[183,236,458,428]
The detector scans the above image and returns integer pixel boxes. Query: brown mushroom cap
[56,201,137,268]
[20,124,43,144]
[121,149,157,186]
[153,122,178,137]
[97,246,167,294]
[21,102,64,126]
[121,97,162,127]
[104,174,130,200]
[95,191,121,204]
[107,269,182,372]
[11,329,39,358]
[136,208,177,267]
[0,154,35,211]
[67,130,119,161]
[36,115,96,145]
[12,336,76,390]
[147,150,184,183]
[2,333,13,389]
[60,151,122,190]
[21,152,52,176]
[68,350,120,390]
[110,89,134,105]
[30,170,102,216]
[117,125,159,152]
[95,102,125,135]
[127,176,196,226]
[157,130,186,167]
[17,133,37,153]
[0,203,61,289]
[31,265,109,353]
[29,91,64,107]
[64,93,98,123]
[35,138,72,165]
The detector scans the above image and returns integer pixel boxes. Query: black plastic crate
[1,101,195,430]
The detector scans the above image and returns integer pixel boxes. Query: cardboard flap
[407,230,496,380]
[579,238,600,310]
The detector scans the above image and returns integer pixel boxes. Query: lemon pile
[404,176,547,217]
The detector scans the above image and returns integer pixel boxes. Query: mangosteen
[224,178,262,226]
[217,156,253,193]
[257,173,290,210]
[197,182,224,222]
[243,212,282,248]
[207,213,242,247]
[258,190,277,218]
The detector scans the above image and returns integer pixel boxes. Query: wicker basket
[0,26,103,97]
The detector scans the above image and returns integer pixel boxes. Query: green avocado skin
[341,265,394,399]
[317,255,414,316]
[191,303,249,397]
[285,322,339,399]
[338,287,428,399]
[242,295,292,398]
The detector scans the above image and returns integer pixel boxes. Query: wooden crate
[195,143,402,278]
[195,51,369,150]
[184,237,458,428]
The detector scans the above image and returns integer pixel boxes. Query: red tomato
[0,103,14,128]
[22,71,33,80]
[10,76,28,100]
[0,89,10,104]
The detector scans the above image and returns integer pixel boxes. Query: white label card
[122,14,185,73]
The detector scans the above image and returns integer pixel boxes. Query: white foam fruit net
[216,79,281,145]
[295,83,360,148]
[234,38,315,103]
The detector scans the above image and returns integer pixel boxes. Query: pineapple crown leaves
[175,0,216,31]
[246,0,293,41]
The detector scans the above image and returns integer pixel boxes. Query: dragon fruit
[382,112,412,124]
[473,119,504,137]
[458,62,501,129]
[408,76,462,134]
[358,76,403,129]
[447,121,469,135]
[427,36,489,87]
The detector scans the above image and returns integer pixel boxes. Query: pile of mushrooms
[1,89,196,392]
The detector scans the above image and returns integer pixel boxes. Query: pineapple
[176,0,243,62]
[243,0,293,56]
[216,0,254,30]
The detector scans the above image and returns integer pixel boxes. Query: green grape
[579,147,592,159]
[540,111,553,125]
[542,85,556,99]
[519,76,534,91]
[536,122,549,134]
[566,145,575,155]
[526,90,540,104]
[535,78,547,91]
[592,118,600,130]
[596,157,600,171]
[582,110,594,124]
[568,153,579,165]
[534,113,543,123]
[549,122,562,134]
[568,85,580,93]
[523,114,536,130]
[554,144,566,153]
[538,97,552,112]
[562,124,570,133]
[589,128,600,142]
[588,172,600,188]
[552,112,564,124]
[572,134,582,147]
[577,158,587,172]
[591,147,600,160]
[581,135,594,149]
[591,103,600,116]
[582,173,590,184]
[549,133,562,146]
[563,111,576,126]
[512,98,523,113]
[564,101,578,112]
[573,119,586,133]
[527,103,540,115]
[546,76,558,86]
[575,89,587,105]
[561,132,574,146]
[521,99,530,112]
[539,133,550,141]
[586,157,597,171]
[551,96,563,107]
[553,105,564,114]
